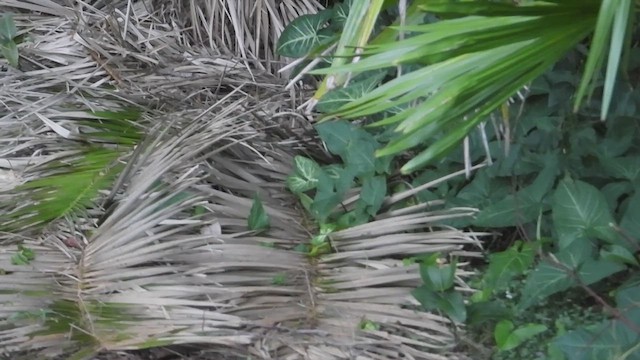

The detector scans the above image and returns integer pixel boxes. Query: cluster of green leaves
[278,1,640,357]
[0,14,18,67]
[286,120,392,256]
[422,59,640,357]
[11,244,35,265]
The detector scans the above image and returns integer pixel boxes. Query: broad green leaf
[248,196,270,231]
[555,240,596,270]
[419,258,457,292]
[602,156,640,182]
[577,259,626,285]
[555,319,640,360]
[316,121,357,156]
[621,192,640,240]
[293,156,321,184]
[325,165,356,196]
[600,245,639,266]
[276,11,334,57]
[519,261,574,311]
[467,301,511,326]
[360,176,386,216]
[552,179,617,248]
[495,320,547,352]
[483,241,536,291]
[412,287,466,323]
[0,14,17,41]
[286,175,316,193]
[1,40,18,67]
[317,73,386,113]
[299,193,313,213]
[345,138,377,174]
[473,190,540,228]
[310,189,341,223]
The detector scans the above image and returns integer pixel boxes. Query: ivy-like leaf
[248,195,270,231]
[294,156,321,183]
[317,73,386,113]
[554,319,640,360]
[412,287,466,323]
[577,259,626,285]
[419,258,457,292]
[360,176,386,216]
[276,10,335,57]
[483,241,536,291]
[621,192,640,242]
[519,261,574,311]
[286,175,315,193]
[552,179,617,248]
[495,320,547,352]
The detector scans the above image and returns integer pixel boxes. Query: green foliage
[494,320,547,352]
[248,195,270,231]
[0,13,18,67]
[280,2,640,357]
[412,254,466,323]
[285,120,392,256]
[276,11,336,58]
[11,245,35,265]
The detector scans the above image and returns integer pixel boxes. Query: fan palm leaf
[311,0,634,172]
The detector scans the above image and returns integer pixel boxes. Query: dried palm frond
[0,1,482,359]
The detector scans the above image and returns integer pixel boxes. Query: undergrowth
[278,1,640,359]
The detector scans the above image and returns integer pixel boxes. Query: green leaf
[248,195,270,231]
[317,73,386,113]
[621,192,640,241]
[419,257,457,292]
[483,241,536,291]
[519,261,574,311]
[286,175,316,193]
[467,301,511,326]
[316,121,357,155]
[310,189,341,223]
[412,287,466,323]
[555,240,596,269]
[1,40,18,67]
[473,188,541,228]
[600,245,639,266]
[555,319,640,360]
[0,14,17,41]
[602,156,640,182]
[552,179,617,248]
[293,156,321,183]
[360,176,386,216]
[495,320,547,352]
[345,138,377,174]
[276,11,334,57]
[577,259,626,285]
[11,245,35,265]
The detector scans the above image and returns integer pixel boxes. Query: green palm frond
[0,110,142,233]
[314,0,632,173]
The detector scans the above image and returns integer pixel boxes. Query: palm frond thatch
[0,1,482,359]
